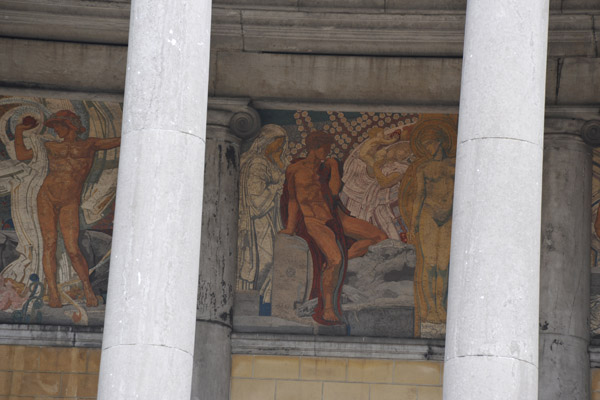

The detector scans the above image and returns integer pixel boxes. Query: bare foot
[48,296,62,308]
[84,291,99,307]
[425,310,442,324]
[322,308,340,323]
[83,283,99,307]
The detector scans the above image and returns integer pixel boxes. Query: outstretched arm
[91,137,121,150]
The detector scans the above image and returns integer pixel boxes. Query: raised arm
[14,117,38,161]
[91,137,121,151]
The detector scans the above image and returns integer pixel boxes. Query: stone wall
[230,354,443,400]
[0,344,100,399]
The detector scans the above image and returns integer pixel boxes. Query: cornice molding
[0,1,597,57]
[231,332,446,361]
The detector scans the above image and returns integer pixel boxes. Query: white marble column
[538,119,595,400]
[443,1,550,399]
[97,0,212,398]
[191,104,260,400]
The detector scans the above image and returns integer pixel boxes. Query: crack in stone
[555,57,564,103]
[593,16,599,58]
[126,128,206,142]
[459,136,538,146]
[447,354,538,369]
[103,342,193,357]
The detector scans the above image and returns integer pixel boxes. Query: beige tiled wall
[0,345,101,399]
[230,355,443,400]
[593,368,600,400]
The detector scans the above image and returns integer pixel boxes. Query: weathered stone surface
[241,11,465,57]
[540,134,591,340]
[0,0,130,45]
[196,127,241,326]
[98,0,212,397]
[539,133,591,400]
[233,290,260,317]
[191,323,231,400]
[99,344,194,399]
[271,234,313,324]
[299,0,385,11]
[539,333,589,400]
[0,38,127,93]
[445,1,548,398]
[101,130,206,350]
[556,58,600,105]
[215,52,463,104]
[231,332,445,360]
[444,356,538,400]
[560,0,600,11]
[233,315,315,334]
[447,139,543,361]
[119,2,211,138]
[213,0,297,7]
[386,0,466,12]
[344,306,414,337]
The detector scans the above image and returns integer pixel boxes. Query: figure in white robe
[340,126,413,240]
[237,124,288,305]
[0,102,57,285]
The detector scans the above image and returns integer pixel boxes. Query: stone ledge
[0,324,103,348]
[0,2,598,57]
[231,332,445,361]
[589,345,600,367]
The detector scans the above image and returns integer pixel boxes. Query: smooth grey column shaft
[443,1,550,399]
[191,126,240,400]
[539,133,591,400]
[97,0,212,398]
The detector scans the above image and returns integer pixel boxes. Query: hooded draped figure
[237,124,288,308]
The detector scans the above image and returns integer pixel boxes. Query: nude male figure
[15,111,120,308]
[280,133,387,323]
[408,129,455,323]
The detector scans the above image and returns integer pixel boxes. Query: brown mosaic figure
[15,111,120,308]
[281,132,387,324]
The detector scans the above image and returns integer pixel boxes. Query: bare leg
[435,221,452,322]
[305,219,343,323]
[338,211,387,259]
[419,213,445,323]
[58,202,98,307]
[37,189,61,308]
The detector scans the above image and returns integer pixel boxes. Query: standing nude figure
[280,133,387,324]
[15,110,120,308]
[399,122,455,328]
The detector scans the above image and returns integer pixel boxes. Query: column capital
[207,97,261,140]
[544,117,600,147]
[582,120,600,147]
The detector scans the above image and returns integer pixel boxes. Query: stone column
[538,119,597,400]
[97,0,212,398]
[443,1,550,399]
[191,102,260,400]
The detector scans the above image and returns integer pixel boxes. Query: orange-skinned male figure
[14,110,120,308]
[280,132,387,324]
